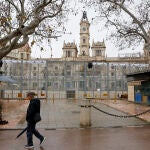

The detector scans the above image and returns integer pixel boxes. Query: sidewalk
[0,100,28,129]
[97,100,150,122]
[0,99,150,129]
[1,99,150,150]
[1,126,150,150]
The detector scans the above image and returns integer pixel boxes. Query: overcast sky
[31,1,143,59]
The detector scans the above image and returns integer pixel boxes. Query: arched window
[66,51,72,57]
[96,50,101,56]
[83,38,86,43]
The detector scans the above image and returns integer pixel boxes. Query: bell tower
[79,11,90,56]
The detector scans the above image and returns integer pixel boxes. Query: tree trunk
[144,42,150,63]
[0,101,3,122]
[0,101,8,125]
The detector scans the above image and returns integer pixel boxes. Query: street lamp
[80,53,93,127]
[81,51,87,97]
[0,60,8,125]
[82,51,93,98]
[19,57,23,100]
[0,60,3,68]
[0,60,3,76]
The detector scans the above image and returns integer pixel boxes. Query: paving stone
[0,99,149,129]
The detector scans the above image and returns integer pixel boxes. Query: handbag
[33,113,41,123]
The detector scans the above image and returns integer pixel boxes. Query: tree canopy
[0,0,73,59]
[80,0,150,56]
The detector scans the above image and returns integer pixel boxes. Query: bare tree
[0,0,73,59]
[80,0,150,59]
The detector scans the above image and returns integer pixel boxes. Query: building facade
[1,11,149,102]
[4,43,31,60]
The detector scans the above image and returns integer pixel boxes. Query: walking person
[25,92,46,149]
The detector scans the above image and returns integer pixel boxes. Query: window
[83,38,86,43]
[33,82,37,88]
[111,65,114,69]
[27,54,30,60]
[82,27,86,31]
[95,50,101,56]
[117,81,122,88]
[72,81,75,88]
[79,81,84,89]
[66,71,71,76]
[111,82,115,89]
[66,65,71,69]
[55,66,58,70]
[48,82,51,87]
[54,83,58,88]
[66,82,71,88]
[66,51,72,57]
[96,82,100,89]
[111,72,114,76]
[21,53,23,59]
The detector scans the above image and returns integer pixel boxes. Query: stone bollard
[80,98,92,127]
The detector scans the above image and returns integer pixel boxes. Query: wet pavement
[1,99,150,150]
[98,100,150,122]
[1,125,150,150]
[0,99,150,129]
[24,100,148,129]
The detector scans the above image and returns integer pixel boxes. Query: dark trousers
[26,122,43,145]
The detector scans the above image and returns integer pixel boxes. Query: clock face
[82,27,86,31]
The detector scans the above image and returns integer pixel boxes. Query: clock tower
[79,11,90,57]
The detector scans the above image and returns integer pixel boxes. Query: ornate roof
[81,11,89,22]
[91,41,106,48]
[18,43,31,53]
[62,42,77,49]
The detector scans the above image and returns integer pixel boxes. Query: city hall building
[1,12,149,103]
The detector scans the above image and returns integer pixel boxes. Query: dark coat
[26,98,40,123]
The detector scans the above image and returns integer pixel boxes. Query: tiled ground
[15,100,150,129]
[1,99,150,150]
[0,99,150,129]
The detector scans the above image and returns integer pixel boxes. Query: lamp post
[45,60,48,101]
[0,60,8,124]
[37,61,40,97]
[80,52,93,127]
[19,57,23,100]
[0,60,3,69]
[80,51,86,97]
[84,59,87,97]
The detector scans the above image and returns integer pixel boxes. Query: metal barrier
[0,59,149,100]
[92,105,150,118]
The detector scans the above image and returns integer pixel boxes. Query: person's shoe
[40,137,46,145]
[24,145,34,149]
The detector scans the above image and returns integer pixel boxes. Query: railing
[126,64,150,75]
[1,59,149,100]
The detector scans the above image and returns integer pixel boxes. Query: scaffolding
[0,59,149,100]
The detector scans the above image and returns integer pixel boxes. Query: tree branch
[6,0,20,13]
[40,0,65,21]
[117,2,148,42]
[35,32,61,39]
[0,35,21,59]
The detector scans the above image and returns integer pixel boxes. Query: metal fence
[0,59,149,100]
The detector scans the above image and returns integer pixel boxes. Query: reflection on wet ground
[1,126,150,150]
[0,99,149,129]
